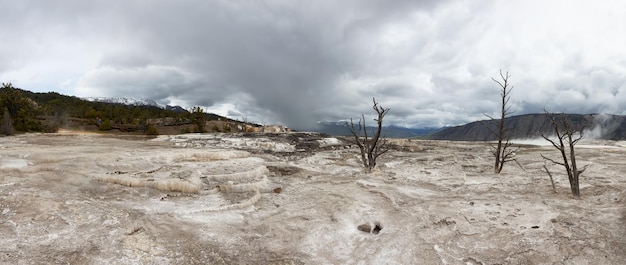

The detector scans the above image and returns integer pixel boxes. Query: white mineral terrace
[1,132,625,264]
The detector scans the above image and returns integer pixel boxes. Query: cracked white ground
[1,131,625,264]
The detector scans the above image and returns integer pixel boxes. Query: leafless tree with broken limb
[348,97,390,172]
[540,111,589,198]
[484,70,518,173]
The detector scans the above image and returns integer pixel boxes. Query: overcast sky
[2,0,626,130]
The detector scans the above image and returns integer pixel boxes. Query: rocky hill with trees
[0,83,258,135]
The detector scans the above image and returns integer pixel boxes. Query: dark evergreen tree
[0,83,41,132]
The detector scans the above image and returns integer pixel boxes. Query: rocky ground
[1,131,625,264]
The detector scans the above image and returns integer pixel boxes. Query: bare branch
[541,134,563,151]
[347,97,390,172]
[485,69,517,173]
[512,158,526,172]
[480,119,500,137]
[541,110,587,198]
[542,161,557,193]
[541,153,565,167]
[578,164,590,175]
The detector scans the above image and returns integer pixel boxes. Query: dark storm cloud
[70,0,449,129]
[3,0,626,129]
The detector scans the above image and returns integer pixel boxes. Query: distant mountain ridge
[85,97,163,108]
[427,113,626,141]
[14,87,626,139]
[316,121,438,138]
[84,96,188,113]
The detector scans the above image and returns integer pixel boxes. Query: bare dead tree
[348,97,390,172]
[483,70,518,173]
[1,108,13,136]
[540,111,589,198]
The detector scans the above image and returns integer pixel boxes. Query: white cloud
[2,0,626,129]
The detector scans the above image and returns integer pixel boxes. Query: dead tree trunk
[540,112,588,198]
[484,70,517,173]
[348,97,390,172]
[1,108,13,136]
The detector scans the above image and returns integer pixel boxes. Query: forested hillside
[0,83,249,135]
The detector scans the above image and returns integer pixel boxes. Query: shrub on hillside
[146,124,158,136]
[99,120,112,131]
[40,121,59,133]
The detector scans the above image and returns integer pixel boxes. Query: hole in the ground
[357,221,383,235]
[372,222,383,234]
